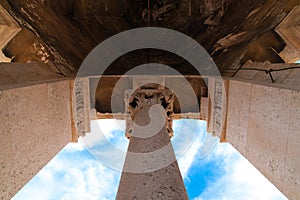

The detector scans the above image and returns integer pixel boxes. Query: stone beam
[0,62,63,90]
[93,112,202,122]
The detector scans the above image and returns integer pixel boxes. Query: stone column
[0,79,74,199]
[202,74,300,199]
[117,89,188,200]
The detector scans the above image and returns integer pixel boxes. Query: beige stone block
[200,97,208,120]
[48,80,72,145]
[0,91,14,198]
[282,90,300,200]
[0,80,73,199]
[226,80,251,157]
[206,77,228,141]
[247,84,292,192]
[0,62,62,90]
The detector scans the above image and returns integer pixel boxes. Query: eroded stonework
[126,88,174,139]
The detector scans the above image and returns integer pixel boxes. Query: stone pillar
[116,89,188,200]
[202,72,300,199]
[225,79,300,200]
[0,79,74,199]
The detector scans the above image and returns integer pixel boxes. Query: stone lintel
[93,112,201,120]
[0,62,65,91]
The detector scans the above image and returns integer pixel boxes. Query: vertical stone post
[116,89,188,200]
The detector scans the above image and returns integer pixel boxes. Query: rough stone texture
[225,79,300,199]
[0,79,73,199]
[283,90,300,199]
[0,62,62,90]
[73,78,90,137]
[1,0,298,74]
[206,77,228,141]
[0,0,299,198]
[200,96,208,120]
[226,80,251,157]
[93,76,206,114]
[117,105,188,200]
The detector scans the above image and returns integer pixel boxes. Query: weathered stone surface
[226,80,251,157]
[200,96,208,120]
[117,105,187,199]
[224,78,300,199]
[93,76,206,114]
[207,77,228,141]
[73,78,91,137]
[0,62,62,90]
[0,80,73,199]
[1,0,298,74]
[283,90,300,200]
[0,0,299,199]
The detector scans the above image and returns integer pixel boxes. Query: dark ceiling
[1,0,299,76]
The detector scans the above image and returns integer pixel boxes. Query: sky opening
[13,119,287,200]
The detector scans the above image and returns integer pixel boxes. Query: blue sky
[13,119,287,200]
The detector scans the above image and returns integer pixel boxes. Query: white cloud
[174,120,219,180]
[59,162,117,200]
[194,143,288,200]
[13,142,121,200]
[177,131,202,180]
[80,119,125,148]
[79,119,129,171]
[172,120,201,179]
